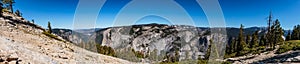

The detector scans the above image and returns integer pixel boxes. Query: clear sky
[14,0,300,30]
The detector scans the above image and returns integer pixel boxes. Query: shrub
[96,44,116,57]
[42,31,64,42]
[15,10,22,17]
[131,49,147,58]
[276,40,300,54]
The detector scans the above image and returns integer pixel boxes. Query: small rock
[0,58,4,62]
[59,55,68,59]
[6,58,18,62]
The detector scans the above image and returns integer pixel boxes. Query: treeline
[287,25,300,40]
[225,18,286,57]
[225,15,300,57]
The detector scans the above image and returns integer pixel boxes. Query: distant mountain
[53,24,285,63]
[52,29,90,44]
[73,28,103,36]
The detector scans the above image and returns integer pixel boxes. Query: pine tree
[265,11,273,48]
[47,21,52,33]
[15,9,22,17]
[269,19,284,48]
[2,0,15,13]
[298,25,300,40]
[286,30,291,41]
[31,19,35,24]
[231,38,237,53]
[250,31,259,48]
[292,25,300,40]
[227,37,236,53]
[237,24,247,55]
[259,35,266,46]
[246,35,251,46]
[0,2,3,16]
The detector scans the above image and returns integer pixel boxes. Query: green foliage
[42,31,64,42]
[224,52,236,58]
[163,50,180,63]
[250,31,259,48]
[1,8,9,13]
[237,24,248,56]
[271,20,284,46]
[159,59,231,64]
[115,48,140,62]
[31,19,34,24]
[47,21,52,33]
[286,30,292,41]
[2,0,15,13]
[149,49,164,61]
[131,49,147,58]
[14,9,21,17]
[292,25,300,40]
[276,40,300,54]
[246,35,251,45]
[0,2,3,15]
[229,38,237,54]
[96,44,116,57]
[259,35,266,46]
[42,21,63,42]
[197,59,208,64]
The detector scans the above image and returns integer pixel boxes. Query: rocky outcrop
[52,29,89,44]
[92,23,224,62]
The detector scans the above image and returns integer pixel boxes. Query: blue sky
[14,0,300,30]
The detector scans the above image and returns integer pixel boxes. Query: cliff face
[91,24,221,62]
[53,23,271,63]
[52,29,89,44]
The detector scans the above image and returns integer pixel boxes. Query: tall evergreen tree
[250,31,259,48]
[47,21,52,33]
[0,2,3,16]
[228,37,236,53]
[237,24,247,55]
[286,30,291,41]
[31,19,35,24]
[259,35,266,46]
[292,25,300,40]
[14,9,21,17]
[246,35,251,46]
[226,37,236,54]
[269,19,284,48]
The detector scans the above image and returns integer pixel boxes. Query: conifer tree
[292,25,300,40]
[246,35,251,46]
[250,31,259,48]
[259,35,266,46]
[0,2,3,16]
[269,19,284,48]
[15,9,21,17]
[237,24,247,55]
[2,0,15,13]
[47,21,52,33]
[31,19,35,24]
[286,30,291,41]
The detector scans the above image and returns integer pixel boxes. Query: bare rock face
[93,23,221,62]
[0,13,133,64]
[52,29,89,44]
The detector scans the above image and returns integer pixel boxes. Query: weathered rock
[89,24,225,62]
